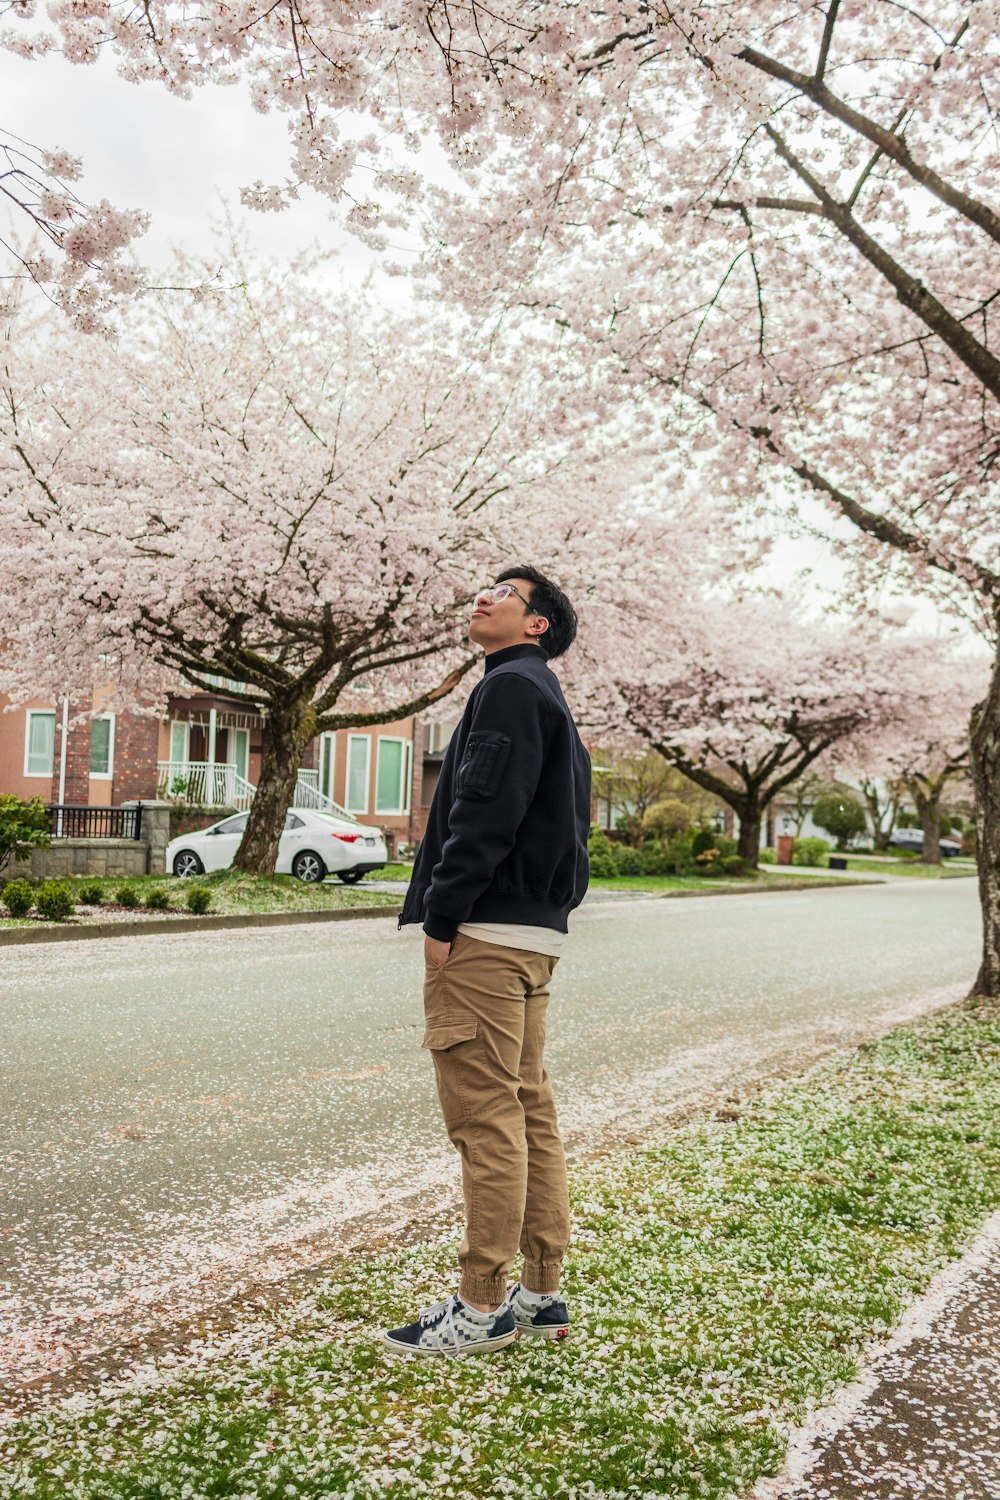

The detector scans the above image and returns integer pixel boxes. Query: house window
[233,727,250,783]
[168,720,189,764]
[375,737,407,815]
[89,715,115,779]
[319,732,336,804]
[346,735,370,814]
[25,711,56,777]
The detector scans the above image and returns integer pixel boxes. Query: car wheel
[336,870,365,884]
[292,850,327,883]
[172,850,204,878]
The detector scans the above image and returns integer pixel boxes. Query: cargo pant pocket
[421,1019,479,1052]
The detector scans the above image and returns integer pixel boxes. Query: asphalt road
[0,878,981,1390]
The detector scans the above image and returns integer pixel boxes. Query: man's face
[469,578,549,654]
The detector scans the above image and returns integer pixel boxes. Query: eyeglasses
[474,583,534,609]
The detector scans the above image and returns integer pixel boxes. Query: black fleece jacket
[399,643,592,940]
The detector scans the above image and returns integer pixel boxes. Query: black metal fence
[47,804,144,840]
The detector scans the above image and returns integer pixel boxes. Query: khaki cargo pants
[422,932,569,1305]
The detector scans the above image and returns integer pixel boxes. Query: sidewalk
[756,1214,1000,1499]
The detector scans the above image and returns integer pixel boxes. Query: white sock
[518,1285,553,1305]
[458,1296,497,1319]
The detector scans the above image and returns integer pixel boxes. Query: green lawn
[0,872,401,928]
[840,856,973,879]
[588,870,863,894]
[5,999,999,1499]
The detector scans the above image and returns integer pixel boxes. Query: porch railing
[48,804,144,840]
[155,761,256,811]
[293,770,356,822]
[155,761,356,821]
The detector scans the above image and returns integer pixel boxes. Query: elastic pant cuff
[459,1274,510,1307]
[521,1260,562,1295]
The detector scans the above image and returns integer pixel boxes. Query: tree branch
[740,37,1000,246]
[760,123,1000,401]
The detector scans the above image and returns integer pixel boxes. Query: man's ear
[529,616,549,638]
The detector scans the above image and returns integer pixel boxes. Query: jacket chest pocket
[456,731,512,800]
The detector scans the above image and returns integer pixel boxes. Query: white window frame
[233,727,250,783]
[375,736,407,816]
[345,734,371,815]
[88,713,116,780]
[318,731,336,805]
[168,720,190,764]
[24,710,56,778]
[404,740,413,815]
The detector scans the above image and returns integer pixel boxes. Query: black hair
[494,564,578,660]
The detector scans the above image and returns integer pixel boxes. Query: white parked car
[166,809,388,883]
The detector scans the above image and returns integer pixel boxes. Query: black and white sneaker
[509,1283,571,1340]
[380,1294,518,1359]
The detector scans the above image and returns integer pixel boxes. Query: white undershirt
[457,921,568,958]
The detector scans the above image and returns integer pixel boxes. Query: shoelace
[419,1297,455,1328]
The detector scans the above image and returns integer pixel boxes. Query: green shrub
[720,855,746,875]
[641,840,677,876]
[758,848,776,864]
[78,883,104,905]
[185,884,212,914]
[690,825,718,858]
[35,880,75,921]
[641,798,693,842]
[793,836,831,867]
[2,878,34,918]
[812,792,868,849]
[145,889,171,910]
[587,825,618,879]
[612,844,645,876]
[0,794,50,875]
[115,885,140,909]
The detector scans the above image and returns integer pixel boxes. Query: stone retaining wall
[5,802,172,881]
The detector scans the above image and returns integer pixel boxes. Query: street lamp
[712,809,725,834]
[782,814,793,835]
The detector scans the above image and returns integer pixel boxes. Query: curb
[657,876,881,898]
[0,904,401,947]
[0,876,885,948]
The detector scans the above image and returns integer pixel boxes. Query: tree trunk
[971,646,1000,998]
[907,780,942,867]
[233,695,318,877]
[736,802,762,867]
[920,809,942,865]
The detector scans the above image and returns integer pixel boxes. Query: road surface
[0,878,980,1392]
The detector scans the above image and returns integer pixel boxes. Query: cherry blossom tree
[583,598,923,869]
[840,645,987,862]
[5,3,999,982]
[0,252,648,875]
[0,127,149,330]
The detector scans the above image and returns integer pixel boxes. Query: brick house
[0,685,458,856]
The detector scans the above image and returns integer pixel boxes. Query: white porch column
[207,707,218,803]
[56,696,69,835]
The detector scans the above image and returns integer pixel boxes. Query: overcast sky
[1,46,973,642]
[3,48,399,292]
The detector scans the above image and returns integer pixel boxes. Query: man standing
[382,566,591,1359]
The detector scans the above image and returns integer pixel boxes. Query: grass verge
[588,871,864,894]
[0,873,402,929]
[4,998,1000,1498]
[838,856,972,879]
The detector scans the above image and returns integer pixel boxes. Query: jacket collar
[482,642,547,675]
